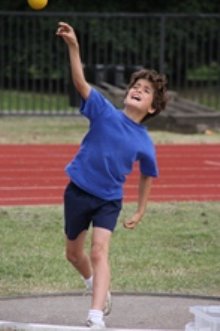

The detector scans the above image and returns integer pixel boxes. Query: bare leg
[65,230,92,279]
[90,227,112,311]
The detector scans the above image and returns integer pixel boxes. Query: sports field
[0,117,220,298]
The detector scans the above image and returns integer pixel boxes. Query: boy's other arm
[123,175,152,230]
[56,22,91,100]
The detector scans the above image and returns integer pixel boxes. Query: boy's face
[124,78,155,116]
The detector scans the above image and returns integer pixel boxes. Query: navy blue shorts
[64,181,122,240]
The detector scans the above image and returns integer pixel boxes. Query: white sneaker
[84,285,112,316]
[86,319,106,329]
[103,291,112,316]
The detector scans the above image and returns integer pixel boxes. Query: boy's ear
[148,107,156,114]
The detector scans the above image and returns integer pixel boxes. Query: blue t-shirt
[65,88,158,200]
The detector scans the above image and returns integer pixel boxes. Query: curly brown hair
[127,68,168,122]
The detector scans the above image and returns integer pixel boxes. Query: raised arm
[56,22,91,100]
[123,175,152,229]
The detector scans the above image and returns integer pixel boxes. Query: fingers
[56,22,72,35]
[123,223,135,230]
[123,214,142,230]
[123,220,139,230]
[58,21,70,29]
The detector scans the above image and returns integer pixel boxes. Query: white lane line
[1,183,220,191]
[0,196,61,202]
[204,160,220,166]
[0,186,64,191]
[0,320,172,331]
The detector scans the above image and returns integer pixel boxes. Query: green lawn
[0,90,72,113]
[0,202,220,297]
[0,116,220,144]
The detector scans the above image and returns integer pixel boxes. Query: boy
[56,22,167,329]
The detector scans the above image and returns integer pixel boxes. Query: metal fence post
[159,15,166,74]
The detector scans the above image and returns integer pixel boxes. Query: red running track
[0,144,220,206]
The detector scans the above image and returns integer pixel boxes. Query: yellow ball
[27,0,48,10]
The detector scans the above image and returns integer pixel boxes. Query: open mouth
[131,95,141,101]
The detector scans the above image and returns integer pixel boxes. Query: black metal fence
[0,12,220,115]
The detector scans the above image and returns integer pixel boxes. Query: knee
[66,249,81,266]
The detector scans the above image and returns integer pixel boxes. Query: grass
[0,117,87,144]
[0,116,220,144]
[0,90,72,113]
[0,202,220,297]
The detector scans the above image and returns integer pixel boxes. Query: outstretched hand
[56,22,79,48]
[123,212,142,230]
